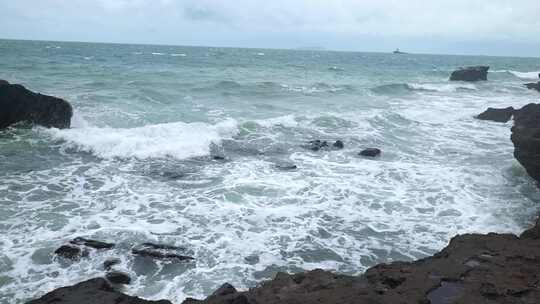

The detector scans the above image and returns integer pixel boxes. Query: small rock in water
[210,283,237,298]
[305,140,328,151]
[359,148,381,157]
[103,258,121,270]
[106,271,131,285]
[54,245,87,261]
[332,140,344,149]
[212,155,226,161]
[475,106,514,123]
[449,66,489,82]
[132,242,194,262]
[70,237,115,250]
[275,163,298,171]
[524,81,540,92]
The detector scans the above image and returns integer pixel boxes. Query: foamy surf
[492,70,540,80]
[42,119,238,160]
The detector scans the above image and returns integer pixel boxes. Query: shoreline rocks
[132,243,195,262]
[475,106,515,123]
[511,103,540,182]
[0,81,73,129]
[450,66,489,82]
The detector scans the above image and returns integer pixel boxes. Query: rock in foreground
[0,81,72,129]
[475,106,515,123]
[511,103,540,182]
[450,66,489,82]
[185,226,540,304]
[26,278,171,304]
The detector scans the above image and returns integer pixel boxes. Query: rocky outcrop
[70,237,115,250]
[525,82,540,92]
[475,107,515,123]
[26,278,171,304]
[450,66,489,81]
[511,103,540,182]
[0,81,72,129]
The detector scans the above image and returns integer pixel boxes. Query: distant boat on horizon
[393,48,407,54]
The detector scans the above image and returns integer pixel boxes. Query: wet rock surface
[525,82,540,92]
[0,81,72,129]
[132,243,195,262]
[511,103,540,182]
[449,66,489,81]
[359,148,382,157]
[54,245,87,261]
[70,237,115,250]
[106,271,132,285]
[26,278,171,304]
[476,106,515,123]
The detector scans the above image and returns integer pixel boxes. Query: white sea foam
[171,53,187,57]
[408,83,477,92]
[43,119,238,160]
[152,52,166,56]
[254,115,298,128]
[492,70,540,80]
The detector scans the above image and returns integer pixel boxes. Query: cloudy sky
[1,0,539,56]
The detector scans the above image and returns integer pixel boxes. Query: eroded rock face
[26,278,171,304]
[0,82,72,129]
[450,66,489,82]
[511,103,540,182]
[475,107,515,123]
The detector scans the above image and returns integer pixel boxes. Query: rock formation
[475,107,515,123]
[450,66,489,81]
[0,81,72,129]
[511,103,540,182]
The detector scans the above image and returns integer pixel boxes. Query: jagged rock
[511,103,540,182]
[525,82,540,92]
[132,243,194,262]
[0,82,72,129]
[475,106,515,123]
[106,271,131,285]
[54,245,87,261]
[103,258,121,270]
[70,237,115,250]
[450,66,489,81]
[26,278,171,304]
[359,148,381,157]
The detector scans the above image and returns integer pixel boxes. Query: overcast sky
[1,0,540,56]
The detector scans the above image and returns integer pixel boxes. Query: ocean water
[1,39,540,303]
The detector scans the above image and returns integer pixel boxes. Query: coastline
[25,101,540,303]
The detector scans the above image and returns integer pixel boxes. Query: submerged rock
[332,140,344,149]
[359,148,381,157]
[54,245,87,261]
[525,82,540,92]
[105,271,131,285]
[449,66,489,82]
[132,243,194,262]
[70,237,115,250]
[0,82,72,129]
[475,106,515,123]
[26,278,171,304]
[511,103,540,182]
[305,140,329,151]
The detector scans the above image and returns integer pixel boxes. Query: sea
[1,39,540,303]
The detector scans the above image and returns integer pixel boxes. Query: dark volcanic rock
[475,106,515,123]
[54,245,87,261]
[132,243,194,262]
[511,103,540,182]
[525,81,540,92]
[103,258,121,270]
[26,278,171,304]
[0,82,72,129]
[0,79,9,86]
[332,140,344,149]
[106,271,131,285]
[450,66,489,82]
[275,163,298,171]
[359,148,381,157]
[184,227,540,304]
[70,237,115,250]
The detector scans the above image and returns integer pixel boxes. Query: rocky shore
[26,101,540,304]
